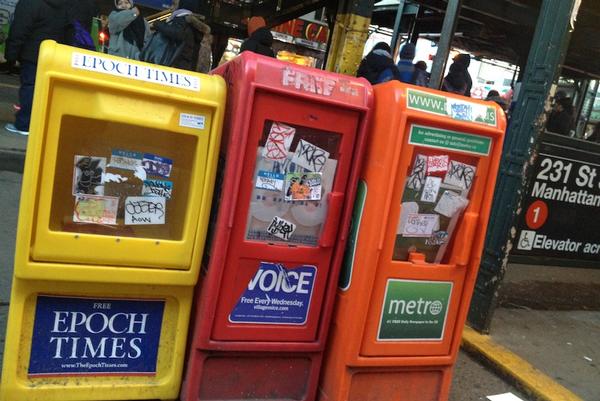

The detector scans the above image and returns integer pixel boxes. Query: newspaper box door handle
[319,192,345,248]
[451,212,479,267]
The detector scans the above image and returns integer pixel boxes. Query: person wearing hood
[4,0,69,136]
[108,0,149,60]
[396,42,416,83]
[142,0,211,71]
[356,42,401,85]
[240,16,275,58]
[442,53,472,97]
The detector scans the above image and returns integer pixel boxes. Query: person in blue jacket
[397,42,416,83]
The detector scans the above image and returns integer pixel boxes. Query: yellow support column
[326,0,373,76]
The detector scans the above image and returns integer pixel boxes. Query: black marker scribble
[407,155,426,190]
[267,216,295,240]
[125,200,165,218]
[447,161,475,189]
[295,140,327,172]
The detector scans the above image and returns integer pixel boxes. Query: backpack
[72,20,96,51]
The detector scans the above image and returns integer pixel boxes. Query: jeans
[15,61,37,132]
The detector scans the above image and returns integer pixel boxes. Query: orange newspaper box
[319,82,505,401]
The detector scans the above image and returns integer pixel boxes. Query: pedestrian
[396,42,415,83]
[485,90,508,111]
[239,16,275,58]
[141,0,211,71]
[412,60,430,87]
[356,42,401,85]
[546,96,574,136]
[4,0,70,136]
[69,0,99,50]
[108,0,149,60]
[442,53,472,97]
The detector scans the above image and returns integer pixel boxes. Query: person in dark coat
[4,0,69,136]
[356,42,401,85]
[442,53,472,97]
[546,96,574,136]
[146,0,210,70]
[412,60,430,87]
[69,0,99,49]
[240,16,275,58]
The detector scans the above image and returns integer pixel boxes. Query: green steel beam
[468,0,581,333]
[428,0,462,89]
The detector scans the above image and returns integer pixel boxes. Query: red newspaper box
[180,52,372,401]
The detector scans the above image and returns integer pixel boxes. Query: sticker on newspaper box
[443,160,476,190]
[262,122,296,161]
[109,149,143,171]
[73,155,106,195]
[142,179,173,199]
[434,191,469,218]
[256,171,285,191]
[266,216,297,241]
[142,154,173,178]
[291,139,330,172]
[28,295,165,376]
[229,262,316,325]
[73,194,118,224]
[407,154,427,190]
[124,196,166,225]
[285,172,322,201]
[420,176,442,203]
[402,213,439,237]
[179,113,205,130]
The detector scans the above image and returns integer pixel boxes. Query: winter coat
[397,60,415,84]
[442,61,471,96]
[357,49,401,85]
[143,13,208,71]
[240,27,275,58]
[546,109,573,136]
[5,0,69,64]
[108,9,149,60]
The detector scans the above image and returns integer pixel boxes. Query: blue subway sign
[28,295,165,376]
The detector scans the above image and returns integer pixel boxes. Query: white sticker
[266,216,297,241]
[434,190,469,218]
[420,176,442,203]
[71,53,200,91]
[73,155,106,196]
[291,139,330,172]
[256,171,285,191]
[262,122,296,161]
[397,201,420,234]
[109,149,143,171]
[443,160,476,190]
[179,113,205,130]
[407,154,427,190]
[402,213,440,237]
[73,195,118,225]
[124,196,166,225]
[486,393,526,401]
[285,172,322,201]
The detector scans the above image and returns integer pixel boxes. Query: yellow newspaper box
[0,41,225,401]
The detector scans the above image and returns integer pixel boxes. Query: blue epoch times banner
[28,295,165,376]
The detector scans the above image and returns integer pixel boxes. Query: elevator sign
[28,295,165,376]
[229,262,316,325]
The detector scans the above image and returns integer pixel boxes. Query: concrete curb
[461,326,583,401]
